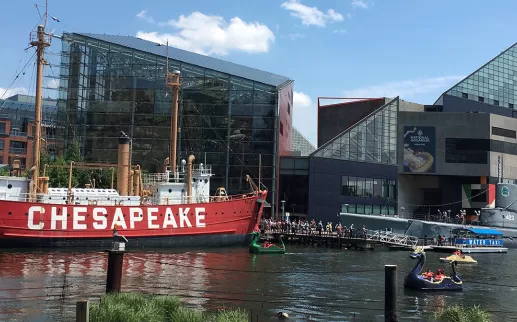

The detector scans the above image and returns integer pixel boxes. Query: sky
[1,0,517,146]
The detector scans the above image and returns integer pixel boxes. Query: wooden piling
[76,300,89,322]
[105,250,125,293]
[384,265,398,322]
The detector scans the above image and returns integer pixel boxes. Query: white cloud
[136,10,155,23]
[46,79,59,89]
[292,91,317,146]
[342,76,465,99]
[136,12,275,56]
[0,87,28,99]
[351,0,368,9]
[281,0,343,27]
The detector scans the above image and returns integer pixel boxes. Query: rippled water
[1,246,517,321]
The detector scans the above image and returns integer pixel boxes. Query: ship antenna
[258,154,261,193]
[29,12,51,201]
[165,40,181,180]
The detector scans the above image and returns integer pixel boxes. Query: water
[1,246,517,321]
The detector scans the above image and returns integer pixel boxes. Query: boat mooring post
[105,233,128,293]
[105,250,125,293]
[385,265,398,322]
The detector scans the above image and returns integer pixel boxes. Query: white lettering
[111,208,127,229]
[163,208,178,228]
[147,207,159,229]
[129,207,143,229]
[93,208,107,229]
[179,207,192,228]
[73,207,87,230]
[51,207,68,230]
[28,206,44,230]
[196,207,206,228]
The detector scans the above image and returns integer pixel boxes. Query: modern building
[0,94,58,169]
[291,127,315,156]
[56,33,293,214]
[307,41,517,224]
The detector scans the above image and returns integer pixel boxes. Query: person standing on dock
[317,221,323,236]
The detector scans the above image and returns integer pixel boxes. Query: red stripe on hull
[0,191,267,242]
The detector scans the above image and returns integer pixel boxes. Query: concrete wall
[399,99,424,112]
[308,157,397,223]
[397,175,440,215]
[398,111,491,177]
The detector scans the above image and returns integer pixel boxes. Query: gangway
[366,230,419,248]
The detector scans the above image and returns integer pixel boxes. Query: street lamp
[281,200,286,221]
[344,203,349,213]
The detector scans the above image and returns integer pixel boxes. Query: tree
[39,140,117,189]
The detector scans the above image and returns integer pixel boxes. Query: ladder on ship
[366,230,419,248]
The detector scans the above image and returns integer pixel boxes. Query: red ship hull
[0,191,267,248]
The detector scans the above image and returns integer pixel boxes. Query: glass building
[291,127,315,156]
[308,97,399,222]
[57,33,293,209]
[435,42,517,109]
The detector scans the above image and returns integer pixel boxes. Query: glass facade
[441,43,517,109]
[341,203,396,216]
[57,33,284,200]
[312,97,399,164]
[291,127,315,156]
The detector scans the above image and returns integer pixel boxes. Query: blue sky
[1,0,517,146]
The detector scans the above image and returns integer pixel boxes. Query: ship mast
[164,40,181,179]
[29,4,51,201]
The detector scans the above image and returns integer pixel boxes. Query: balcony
[9,147,26,154]
[10,130,28,137]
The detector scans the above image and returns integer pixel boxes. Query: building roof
[453,228,503,236]
[76,33,292,88]
[434,41,517,108]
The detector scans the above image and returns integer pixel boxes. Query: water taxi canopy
[452,228,503,236]
[451,228,504,247]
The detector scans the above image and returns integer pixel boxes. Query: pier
[262,229,434,251]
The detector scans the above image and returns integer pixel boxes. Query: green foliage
[38,140,116,189]
[0,166,10,176]
[89,293,248,322]
[434,305,491,322]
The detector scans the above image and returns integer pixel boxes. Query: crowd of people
[261,218,368,238]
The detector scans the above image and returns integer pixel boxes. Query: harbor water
[1,246,517,321]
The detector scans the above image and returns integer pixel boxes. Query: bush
[89,292,248,322]
[434,305,491,322]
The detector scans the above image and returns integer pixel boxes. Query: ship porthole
[168,189,172,193]
[7,184,12,189]
[8,212,11,215]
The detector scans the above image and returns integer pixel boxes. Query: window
[445,138,489,164]
[462,93,468,99]
[280,122,284,136]
[356,177,365,197]
[0,123,5,134]
[341,176,356,196]
[347,177,358,196]
[494,100,499,106]
[492,126,516,139]
[0,140,3,150]
[287,102,291,115]
[510,103,514,109]
[478,96,484,102]
[373,179,382,197]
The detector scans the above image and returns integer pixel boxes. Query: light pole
[281,200,286,221]
[344,204,349,213]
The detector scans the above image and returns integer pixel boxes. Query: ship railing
[147,191,258,205]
